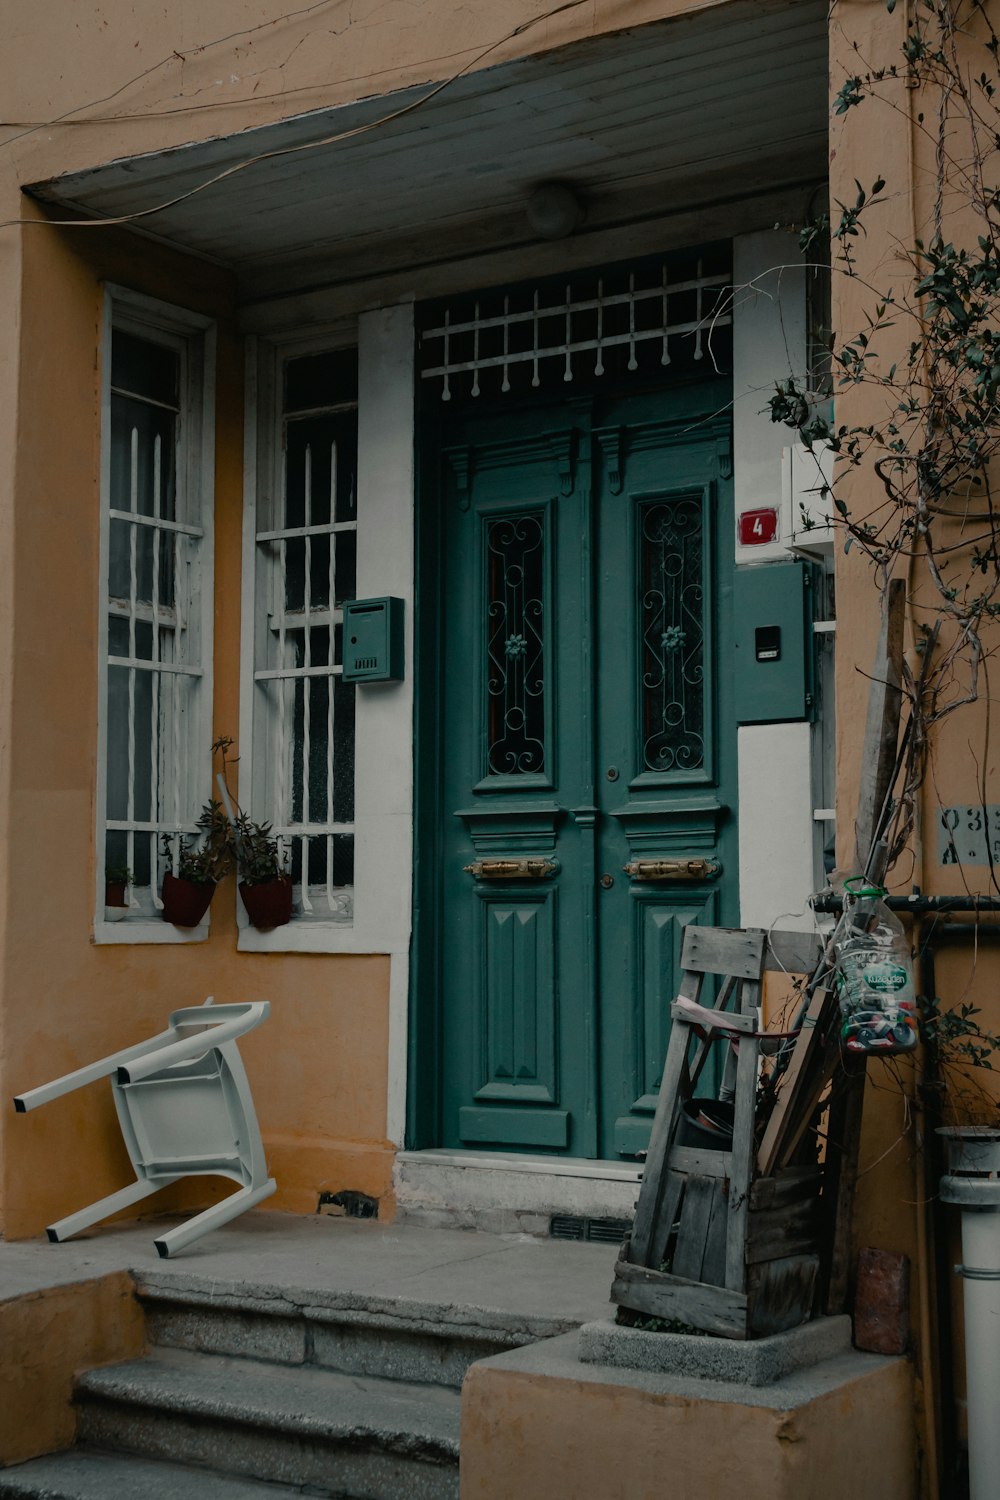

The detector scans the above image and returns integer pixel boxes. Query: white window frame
[94,285,216,944]
[239,311,414,955]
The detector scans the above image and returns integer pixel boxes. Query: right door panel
[593,392,738,1159]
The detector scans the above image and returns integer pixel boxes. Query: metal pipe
[918,920,1000,1491]
[813,894,1000,915]
[939,1130,1000,1500]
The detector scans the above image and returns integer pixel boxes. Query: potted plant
[104,863,132,922]
[160,799,235,927]
[233,812,293,930]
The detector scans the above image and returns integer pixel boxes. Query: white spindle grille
[421,252,732,401]
[103,322,209,918]
[251,350,358,924]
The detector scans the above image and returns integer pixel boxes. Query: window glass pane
[284,411,357,528]
[284,348,358,411]
[108,517,176,609]
[332,833,354,887]
[110,396,176,519]
[112,329,179,406]
[334,530,356,605]
[333,677,356,823]
[105,663,153,821]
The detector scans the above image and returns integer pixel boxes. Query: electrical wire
[0,0,594,236]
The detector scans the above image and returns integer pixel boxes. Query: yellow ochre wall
[0,209,393,1237]
[0,0,740,1242]
[828,4,1000,1490]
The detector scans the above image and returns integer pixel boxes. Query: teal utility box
[732,560,817,724]
[343,597,405,682]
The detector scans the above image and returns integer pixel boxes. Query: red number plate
[738,508,778,545]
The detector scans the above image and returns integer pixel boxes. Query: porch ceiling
[29,0,828,302]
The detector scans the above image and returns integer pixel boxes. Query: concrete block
[578,1315,852,1385]
[393,1151,639,1234]
[853,1246,910,1355]
[461,1330,916,1500]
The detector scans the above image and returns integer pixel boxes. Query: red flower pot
[161,872,215,927]
[240,875,293,930]
[105,882,127,907]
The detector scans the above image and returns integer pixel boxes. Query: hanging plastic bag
[833,878,918,1055]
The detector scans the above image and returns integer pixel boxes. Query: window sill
[93,914,210,944]
[236,919,374,955]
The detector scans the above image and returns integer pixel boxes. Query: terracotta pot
[105,881,127,907]
[240,875,293,930]
[161,872,215,926]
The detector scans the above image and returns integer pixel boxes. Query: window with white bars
[245,347,358,932]
[96,290,215,940]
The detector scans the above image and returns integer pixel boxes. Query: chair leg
[47,1176,179,1243]
[152,1177,277,1258]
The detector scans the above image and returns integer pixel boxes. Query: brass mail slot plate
[464,858,560,880]
[623,858,721,882]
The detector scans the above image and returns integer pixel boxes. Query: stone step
[0,1449,304,1499]
[74,1346,460,1500]
[135,1272,572,1389]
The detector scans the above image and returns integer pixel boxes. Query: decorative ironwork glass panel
[639,494,706,775]
[420,245,732,402]
[485,512,545,777]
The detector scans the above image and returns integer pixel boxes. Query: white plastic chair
[13,996,276,1257]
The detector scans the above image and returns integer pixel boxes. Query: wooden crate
[612,1165,824,1339]
[610,925,835,1340]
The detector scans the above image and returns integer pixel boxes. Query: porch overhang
[29,0,828,311]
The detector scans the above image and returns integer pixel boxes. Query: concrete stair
[0,1267,583,1499]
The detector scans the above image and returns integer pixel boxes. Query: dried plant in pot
[234,813,293,930]
[160,800,235,927]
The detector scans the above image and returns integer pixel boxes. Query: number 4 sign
[738,508,779,546]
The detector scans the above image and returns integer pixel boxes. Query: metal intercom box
[733,560,817,724]
[342,597,405,682]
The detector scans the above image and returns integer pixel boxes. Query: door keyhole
[600,873,614,890]
[606,766,620,782]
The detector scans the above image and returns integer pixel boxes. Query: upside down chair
[13,996,275,1258]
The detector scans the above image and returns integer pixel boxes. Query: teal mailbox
[732,560,817,724]
[343,597,405,683]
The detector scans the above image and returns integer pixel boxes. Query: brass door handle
[623,858,721,882]
[464,857,560,880]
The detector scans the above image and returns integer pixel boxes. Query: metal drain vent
[550,1214,631,1244]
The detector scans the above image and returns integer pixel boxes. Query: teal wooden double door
[430,381,738,1159]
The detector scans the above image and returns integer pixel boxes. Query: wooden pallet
[611,924,832,1340]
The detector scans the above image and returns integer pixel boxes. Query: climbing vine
[772,0,1000,865]
[770,0,1000,1086]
